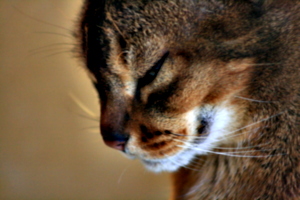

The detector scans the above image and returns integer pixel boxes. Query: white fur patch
[141,148,198,172]
[137,108,202,172]
[123,81,136,97]
[195,105,236,154]
[143,104,237,172]
[125,104,237,172]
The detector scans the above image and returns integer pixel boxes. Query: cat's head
[79,0,267,172]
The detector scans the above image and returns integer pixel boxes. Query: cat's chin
[139,148,198,173]
[141,159,181,172]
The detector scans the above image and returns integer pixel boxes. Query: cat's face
[80,0,257,172]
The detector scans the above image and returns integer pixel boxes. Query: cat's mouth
[123,110,212,172]
[123,138,198,172]
[123,105,236,172]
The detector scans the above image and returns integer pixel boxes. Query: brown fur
[79,0,300,199]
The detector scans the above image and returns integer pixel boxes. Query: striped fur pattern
[79,0,300,199]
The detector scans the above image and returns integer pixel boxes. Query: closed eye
[138,51,169,88]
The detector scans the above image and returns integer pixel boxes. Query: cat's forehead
[102,2,194,72]
[104,0,209,42]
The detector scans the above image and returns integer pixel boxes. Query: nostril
[104,140,127,151]
[102,132,129,152]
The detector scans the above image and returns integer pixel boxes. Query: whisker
[181,161,204,171]
[234,112,283,133]
[69,92,98,118]
[224,112,284,140]
[174,136,271,152]
[170,131,209,138]
[165,154,203,172]
[235,96,276,103]
[175,139,278,158]
[186,112,284,141]
[29,48,73,56]
[80,129,99,134]
[29,43,75,52]
[183,157,206,171]
[170,113,282,142]
[118,167,129,184]
[171,132,195,137]
[175,138,261,153]
[13,6,73,32]
[81,126,100,130]
[77,113,99,122]
[213,142,271,150]
[34,31,73,39]
[179,144,271,158]
[43,50,73,58]
[173,137,207,145]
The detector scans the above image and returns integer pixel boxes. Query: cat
[78,0,300,199]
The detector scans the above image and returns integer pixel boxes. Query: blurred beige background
[0,1,169,199]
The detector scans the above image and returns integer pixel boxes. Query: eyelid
[150,51,169,74]
[138,51,170,88]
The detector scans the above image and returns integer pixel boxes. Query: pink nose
[104,140,126,151]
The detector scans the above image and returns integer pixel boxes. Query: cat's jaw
[124,144,197,173]
[140,148,198,172]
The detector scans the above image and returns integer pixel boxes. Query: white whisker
[213,142,271,150]
[235,95,276,103]
[34,31,73,39]
[81,126,99,130]
[224,112,283,140]
[171,132,208,139]
[177,143,271,158]
[43,50,73,57]
[29,43,75,52]
[69,92,98,118]
[13,6,73,32]
[77,113,99,122]
[165,153,203,171]
[117,167,129,184]
[175,138,280,158]
[28,48,73,56]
